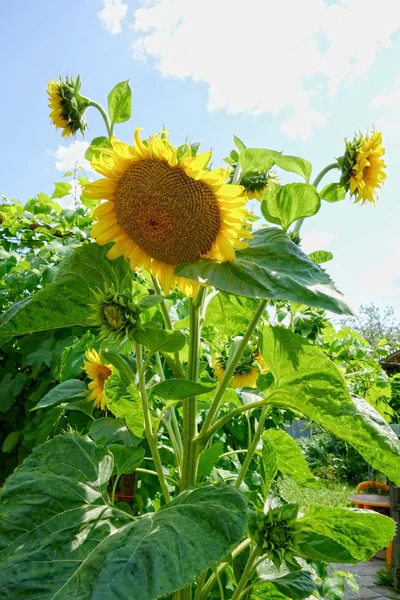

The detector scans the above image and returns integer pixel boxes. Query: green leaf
[176,228,352,315]
[308,250,333,264]
[89,417,140,447]
[151,378,216,400]
[295,530,356,563]
[0,435,247,600]
[261,183,320,230]
[84,136,112,161]
[263,429,317,487]
[108,80,132,125]
[251,581,290,600]
[198,441,224,478]
[234,135,246,152]
[0,243,132,342]
[205,293,258,337]
[261,434,278,495]
[105,372,144,438]
[63,171,73,177]
[239,148,279,174]
[33,379,87,410]
[320,183,346,203]
[100,350,136,384]
[109,444,145,475]
[297,505,396,562]
[133,326,186,354]
[0,372,25,412]
[259,326,400,484]
[51,182,72,199]
[2,431,20,453]
[266,570,315,599]
[275,155,312,183]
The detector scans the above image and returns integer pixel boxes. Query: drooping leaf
[254,570,315,600]
[109,444,145,475]
[151,378,216,400]
[295,531,356,563]
[108,80,132,125]
[33,379,87,410]
[0,243,132,343]
[320,183,346,203]
[275,155,312,183]
[176,228,352,315]
[198,441,224,478]
[261,183,320,230]
[89,417,141,447]
[0,435,247,600]
[85,136,112,161]
[297,505,396,562]
[263,429,317,487]
[260,326,400,484]
[133,326,186,354]
[308,250,333,264]
[104,372,144,438]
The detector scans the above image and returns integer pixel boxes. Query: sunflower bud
[90,286,143,343]
[213,342,267,388]
[47,75,89,139]
[338,130,386,205]
[241,170,280,201]
[249,504,300,569]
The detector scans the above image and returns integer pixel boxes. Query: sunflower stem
[134,341,171,503]
[235,405,270,488]
[198,299,268,443]
[292,162,340,236]
[87,99,113,139]
[152,275,185,378]
[181,286,207,490]
[199,539,252,600]
[230,545,260,600]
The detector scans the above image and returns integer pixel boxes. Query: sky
[0,0,400,318]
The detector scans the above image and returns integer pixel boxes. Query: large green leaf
[33,379,87,410]
[0,435,247,600]
[176,228,352,315]
[133,326,186,354]
[205,292,258,337]
[0,243,132,344]
[260,326,400,484]
[89,417,140,447]
[295,531,356,563]
[109,444,145,476]
[104,372,144,438]
[275,155,312,183]
[263,429,316,487]
[108,80,132,125]
[151,378,216,400]
[261,183,320,230]
[239,148,279,174]
[252,571,315,600]
[297,505,396,562]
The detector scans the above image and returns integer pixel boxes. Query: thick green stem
[199,300,268,438]
[199,399,268,445]
[87,99,113,138]
[135,342,171,502]
[235,406,270,488]
[152,275,185,378]
[292,162,340,236]
[156,351,183,465]
[181,287,207,490]
[230,546,260,600]
[199,538,252,600]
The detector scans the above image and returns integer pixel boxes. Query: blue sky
[1,0,400,317]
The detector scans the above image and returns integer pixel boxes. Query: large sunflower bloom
[213,352,267,389]
[83,128,252,296]
[340,130,386,206]
[47,76,87,139]
[83,349,112,411]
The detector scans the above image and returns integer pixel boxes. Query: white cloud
[98,0,128,34]
[132,0,400,139]
[369,75,400,110]
[51,140,92,173]
[357,239,400,301]
[369,76,400,136]
[300,231,338,254]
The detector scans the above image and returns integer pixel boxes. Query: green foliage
[261,183,320,230]
[85,135,112,161]
[319,183,346,202]
[104,371,144,437]
[262,429,317,487]
[0,435,247,599]
[107,80,132,125]
[275,155,312,182]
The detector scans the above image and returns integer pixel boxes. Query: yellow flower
[83,349,112,411]
[243,171,280,201]
[83,128,252,297]
[47,76,87,139]
[341,130,386,206]
[213,352,267,389]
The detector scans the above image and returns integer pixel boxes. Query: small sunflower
[242,170,280,201]
[83,128,252,297]
[213,346,267,389]
[339,130,386,205]
[47,76,88,139]
[83,349,112,410]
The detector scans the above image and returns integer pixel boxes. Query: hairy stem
[87,99,113,138]
[135,342,171,502]
[230,546,260,600]
[199,538,252,600]
[235,406,270,488]
[199,300,268,438]
[181,287,207,490]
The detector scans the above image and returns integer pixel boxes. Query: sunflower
[47,76,87,139]
[340,130,386,205]
[213,349,267,389]
[83,128,252,296]
[242,170,280,201]
[83,349,112,410]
